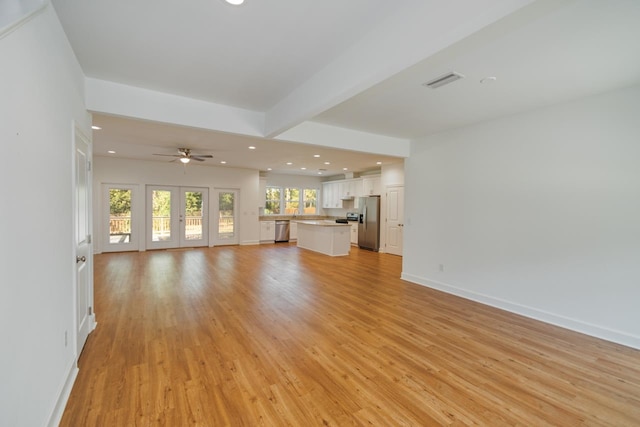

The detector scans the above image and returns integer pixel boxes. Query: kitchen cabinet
[290,221,298,241]
[260,221,275,242]
[323,179,367,210]
[352,179,363,209]
[322,182,342,209]
[296,221,351,256]
[362,176,381,196]
[350,223,358,245]
[321,182,333,208]
[340,180,359,200]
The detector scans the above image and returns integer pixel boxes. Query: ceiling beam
[85,78,265,137]
[275,122,410,158]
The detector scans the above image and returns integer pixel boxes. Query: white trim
[401,272,640,350]
[46,358,78,427]
[241,240,260,246]
[0,0,47,40]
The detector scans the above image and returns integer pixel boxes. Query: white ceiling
[51,0,640,177]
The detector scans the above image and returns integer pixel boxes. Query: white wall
[381,161,405,188]
[0,4,90,426]
[403,84,640,349]
[93,157,261,251]
[265,173,323,189]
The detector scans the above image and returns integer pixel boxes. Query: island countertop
[295,220,351,227]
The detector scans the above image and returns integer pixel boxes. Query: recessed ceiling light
[324,161,330,165]
[92,126,101,130]
[107,150,115,154]
[286,162,293,165]
[343,168,348,171]
[300,167,307,170]
[376,161,382,165]
[225,0,244,5]
[267,168,272,171]
[480,76,497,84]
[313,154,320,158]
[220,161,226,164]
[318,172,323,175]
[248,146,256,150]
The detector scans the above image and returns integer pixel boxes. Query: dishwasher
[275,220,290,242]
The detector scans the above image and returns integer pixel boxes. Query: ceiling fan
[153,148,213,164]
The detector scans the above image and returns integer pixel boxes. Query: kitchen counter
[296,220,350,256]
[259,215,329,221]
[295,220,350,227]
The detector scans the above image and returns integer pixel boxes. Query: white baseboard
[401,272,640,350]
[46,357,78,427]
[241,240,261,245]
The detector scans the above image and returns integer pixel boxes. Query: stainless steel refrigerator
[358,196,380,251]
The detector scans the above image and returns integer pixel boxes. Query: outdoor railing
[109,215,235,236]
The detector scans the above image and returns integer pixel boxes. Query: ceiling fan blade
[192,154,213,158]
[191,157,205,162]
[153,153,181,157]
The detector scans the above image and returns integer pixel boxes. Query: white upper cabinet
[362,176,381,196]
[322,177,379,210]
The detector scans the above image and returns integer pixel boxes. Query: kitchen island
[295,220,351,256]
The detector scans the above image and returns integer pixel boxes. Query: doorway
[146,185,209,250]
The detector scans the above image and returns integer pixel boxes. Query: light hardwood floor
[61,244,640,426]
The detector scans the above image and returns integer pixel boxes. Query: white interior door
[147,185,208,249]
[74,126,93,355]
[214,189,239,245]
[103,184,138,252]
[385,185,404,256]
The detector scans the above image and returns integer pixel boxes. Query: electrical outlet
[438,264,445,272]
[64,331,68,347]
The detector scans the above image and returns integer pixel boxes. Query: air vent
[423,72,465,89]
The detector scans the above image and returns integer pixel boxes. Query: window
[303,189,317,214]
[265,187,281,215]
[264,186,318,215]
[284,188,299,214]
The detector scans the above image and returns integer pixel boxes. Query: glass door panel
[215,189,238,245]
[146,186,179,250]
[152,189,172,242]
[109,188,132,243]
[181,188,208,247]
[103,184,138,252]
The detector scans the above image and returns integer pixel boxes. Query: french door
[214,189,239,245]
[146,185,209,249]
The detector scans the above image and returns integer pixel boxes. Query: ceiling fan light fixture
[180,157,190,164]
[225,0,244,4]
